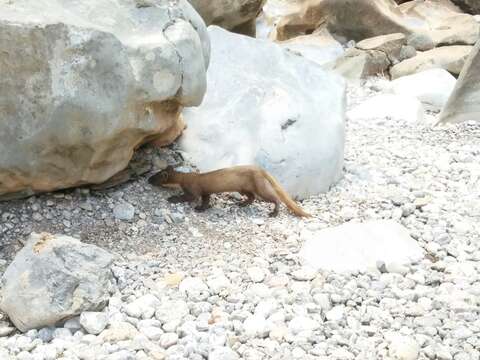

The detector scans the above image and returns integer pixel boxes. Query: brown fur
[148,165,311,217]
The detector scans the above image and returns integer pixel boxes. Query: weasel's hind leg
[269,201,280,217]
[239,192,255,207]
[254,177,281,217]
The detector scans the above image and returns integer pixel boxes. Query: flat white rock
[299,220,424,272]
[347,94,424,123]
[391,69,457,110]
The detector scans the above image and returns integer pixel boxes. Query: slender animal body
[148,165,311,217]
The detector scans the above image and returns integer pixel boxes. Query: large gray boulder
[438,40,480,125]
[0,233,114,332]
[188,0,266,36]
[180,26,346,199]
[0,0,210,200]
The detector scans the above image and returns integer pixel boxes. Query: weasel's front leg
[167,191,195,203]
[194,194,211,212]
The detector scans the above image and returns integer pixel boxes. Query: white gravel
[0,78,479,359]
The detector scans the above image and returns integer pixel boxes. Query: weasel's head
[148,165,176,187]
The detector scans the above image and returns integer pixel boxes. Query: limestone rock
[279,29,345,67]
[79,312,108,335]
[274,0,413,41]
[391,69,457,110]
[388,334,420,360]
[451,0,480,14]
[180,26,346,199]
[401,0,479,46]
[333,48,391,80]
[438,40,480,124]
[407,33,435,51]
[0,233,114,332]
[0,0,209,199]
[300,220,424,272]
[188,0,266,36]
[390,46,473,79]
[260,0,306,39]
[356,33,406,64]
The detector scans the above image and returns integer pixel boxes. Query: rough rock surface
[0,0,209,199]
[356,33,407,64]
[401,0,479,46]
[180,26,346,199]
[279,29,345,67]
[333,48,391,80]
[300,220,424,272]
[390,45,473,79]
[438,40,480,125]
[450,0,480,15]
[391,69,457,110]
[274,0,413,41]
[0,233,114,332]
[188,0,266,36]
[258,0,306,39]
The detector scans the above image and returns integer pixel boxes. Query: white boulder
[180,26,346,199]
[299,220,424,272]
[347,94,424,123]
[391,69,457,110]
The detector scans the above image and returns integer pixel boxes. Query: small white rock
[80,312,108,335]
[179,277,210,301]
[325,306,346,321]
[160,332,178,348]
[388,334,420,360]
[113,202,135,221]
[247,267,266,283]
[208,347,239,360]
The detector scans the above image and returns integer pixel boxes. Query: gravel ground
[0,79,479,360]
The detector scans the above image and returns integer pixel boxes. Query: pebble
[243,316,269,338]
[246,267,266,283]
[113,203,135,221]
[208,347,239,360]
[179,277,210,301]
[388,334,420,360]
[160,332,178,348]
[80,312,108,335]
[291,266,317,281]
[325,306,346,321]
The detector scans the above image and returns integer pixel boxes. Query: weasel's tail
[262,170,312,218]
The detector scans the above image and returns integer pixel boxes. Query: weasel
[148,165,311,217]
